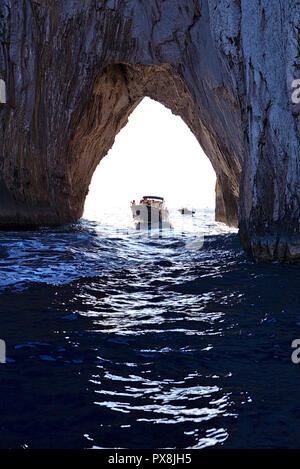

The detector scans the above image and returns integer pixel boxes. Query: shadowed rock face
[0,0,300,262]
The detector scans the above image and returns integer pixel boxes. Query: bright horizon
[84,97,216,217]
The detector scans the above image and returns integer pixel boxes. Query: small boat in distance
[178,207,195,215]
[131,196,172,230]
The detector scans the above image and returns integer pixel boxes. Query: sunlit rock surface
[0,0,300,262]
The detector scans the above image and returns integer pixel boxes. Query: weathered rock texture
[1,0,300,262]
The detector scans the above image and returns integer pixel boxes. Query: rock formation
[0,0,300,262]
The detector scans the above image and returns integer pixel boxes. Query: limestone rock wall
[0,1,300,261]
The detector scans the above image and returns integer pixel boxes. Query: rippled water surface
[1,208,300,449]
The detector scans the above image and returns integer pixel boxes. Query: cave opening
[83,97,216,227]
[68,63,239,229]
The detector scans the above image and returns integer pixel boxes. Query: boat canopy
[142,196,164,201]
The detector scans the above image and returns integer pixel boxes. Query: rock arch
[1,0,300,262]
[69,63,240,227]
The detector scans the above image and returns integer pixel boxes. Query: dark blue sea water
[0,208,300,449]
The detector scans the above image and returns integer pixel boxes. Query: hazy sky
[84,97,216,215]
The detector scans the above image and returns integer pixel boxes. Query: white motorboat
[178,207,195,215]
[131,196,172,230]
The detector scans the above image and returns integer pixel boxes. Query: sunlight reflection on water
[0,208,299,449]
